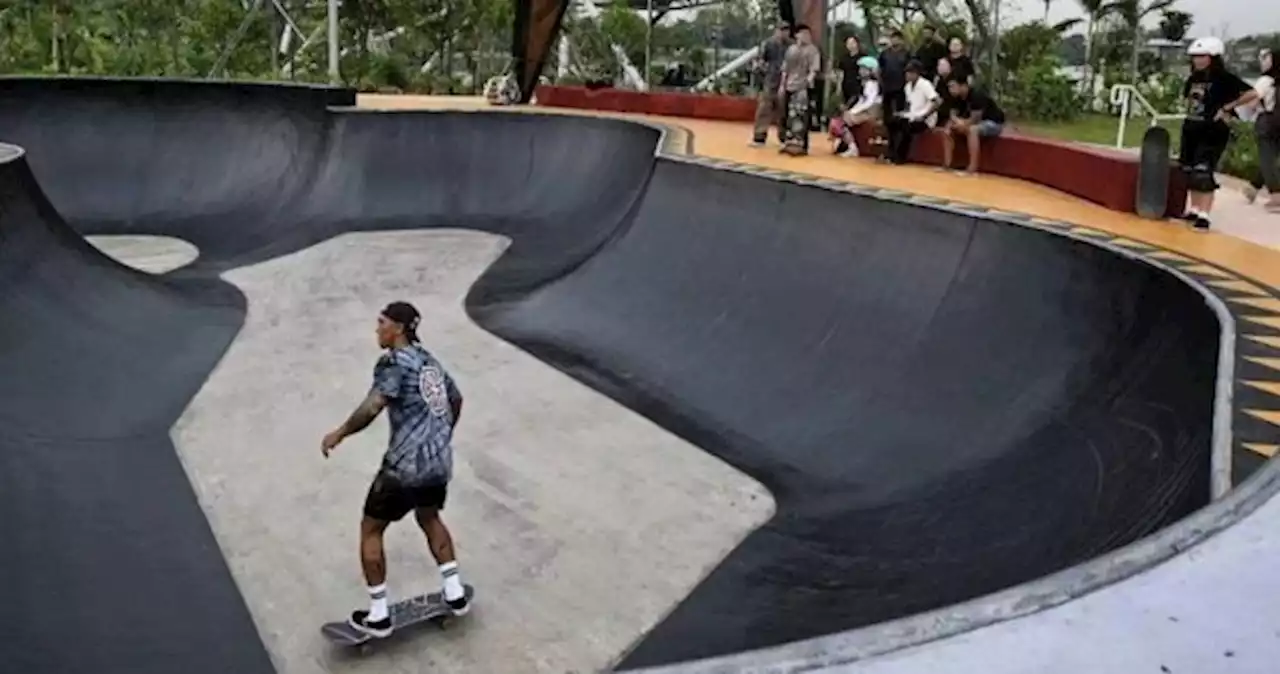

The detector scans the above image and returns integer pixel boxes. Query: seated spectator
[828,56,882,157]
[885,61,942,164]
[933,56,953,90]
[936,76,1005,174]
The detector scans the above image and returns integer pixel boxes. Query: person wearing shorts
[936,75,1005,175]
[1177,37,1259,229]
[321,301,470,638]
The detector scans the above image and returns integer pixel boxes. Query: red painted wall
[534,85,1187,218]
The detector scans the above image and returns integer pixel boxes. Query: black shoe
[1193,215,1211,230]
[446,594,471,616]
[348,610,393,637]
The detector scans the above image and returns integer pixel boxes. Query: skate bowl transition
[0,77,1274,674]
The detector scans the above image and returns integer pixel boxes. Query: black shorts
[1179,121,1229,171]
[363,471,448,522]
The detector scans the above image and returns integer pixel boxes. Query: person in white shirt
[885,60,943,164]
[828,56,882,157]
[1244,48,1279,212]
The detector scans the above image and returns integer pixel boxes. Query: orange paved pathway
[361,94,1280,290]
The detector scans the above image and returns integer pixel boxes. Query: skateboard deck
[1136,125,1172,219]
[321,584,475,647]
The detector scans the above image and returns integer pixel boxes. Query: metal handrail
[1109,84,1184,148]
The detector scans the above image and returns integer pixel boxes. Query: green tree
[1111,0,1177,81]
[1157,9,1192,42]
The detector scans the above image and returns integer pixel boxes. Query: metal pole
[645,0,654,89]
[990,0,1001,91]
[327,0,340,84]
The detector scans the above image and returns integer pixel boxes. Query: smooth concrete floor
[93,230,774,673]
[86,234,199,274]
[836,480,1280,674]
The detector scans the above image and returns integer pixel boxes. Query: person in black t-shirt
[935,76,1005,174]
[1177,37,1260,229]
[944,37,977,85]
[914,25,947,82]
[836,36,868,106]
[878,30,911,119]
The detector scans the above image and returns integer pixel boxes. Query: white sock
[367,583,388,622]
[440,561,464,601]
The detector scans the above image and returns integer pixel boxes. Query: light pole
[328,0,340,84]
[645,0,654,89]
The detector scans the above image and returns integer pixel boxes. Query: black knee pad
[1185,164,1219,192]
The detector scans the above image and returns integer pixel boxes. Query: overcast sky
[815,0,1280,39]
[995,0,1278,39]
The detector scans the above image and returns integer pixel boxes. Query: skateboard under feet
[321,584,475,651]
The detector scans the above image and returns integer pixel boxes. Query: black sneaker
[348,610,393,637]
[446,594,471,616]
[1193,215,1211,230]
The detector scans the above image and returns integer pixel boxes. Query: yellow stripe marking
[1244,315,1280,331]
[1243,381,1280,396]
[1182,264,1235,279]
[1230,297,1280,313]
[1209,279,1271,296]
[1246,357,1280,373]
[1069,227,1108,237]
[1149,250,1195,263]
[1245,409,1280,427]
[1243,443,1280,458]
[1246,335,1280,350]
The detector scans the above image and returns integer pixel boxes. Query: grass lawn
[1011,113,1182,151]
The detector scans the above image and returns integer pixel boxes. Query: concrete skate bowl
[0,76,1260,674]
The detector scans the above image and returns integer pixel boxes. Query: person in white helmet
[1177,36,1260,229]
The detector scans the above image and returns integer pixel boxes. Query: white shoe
[839,146,859,158]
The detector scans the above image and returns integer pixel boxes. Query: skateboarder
[779,24,821,156]
[321,301,470,638]
[1175,36,1259,229]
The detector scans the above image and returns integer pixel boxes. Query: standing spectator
[1244,47,1279,211]
[1177,37,1260,229]
[829,56,883,157]
[750,23,792,147]
[878,30,911,120]
[810,44,828,132]
[836,36,869,108]
[886,61,943,164]
[914,25,948,82]
[936,75,1006,174]
[780,24,822,156]
[945,37,977,84]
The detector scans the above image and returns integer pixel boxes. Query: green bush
[1000,60,1083,123]
[1221,120,1261,182]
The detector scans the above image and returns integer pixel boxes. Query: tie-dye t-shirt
[372,344,461,486]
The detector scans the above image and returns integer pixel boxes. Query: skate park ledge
[534,84,1188,219]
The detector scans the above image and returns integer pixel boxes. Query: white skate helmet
[1187,36,1225,57]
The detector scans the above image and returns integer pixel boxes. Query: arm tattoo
[339,392,386,437]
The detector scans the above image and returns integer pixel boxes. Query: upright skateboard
[321,584,475,650]
[1136,125,1172,219]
